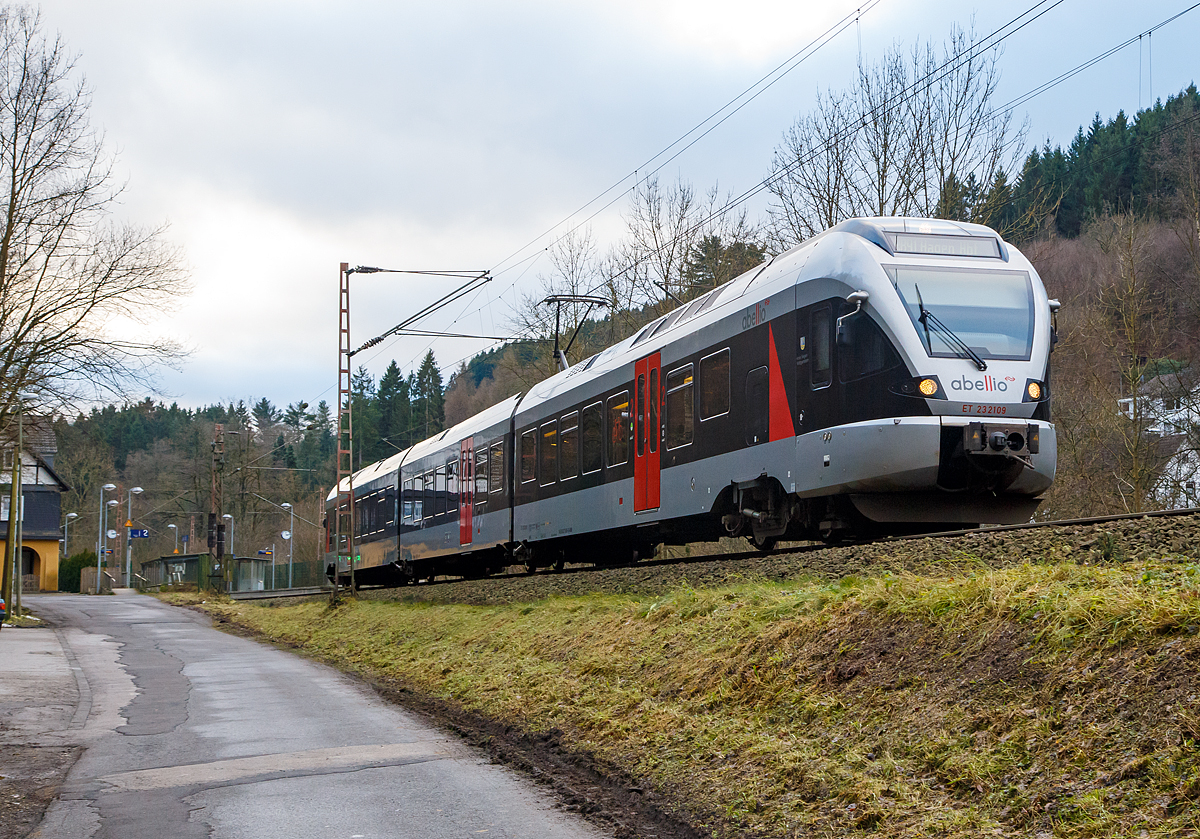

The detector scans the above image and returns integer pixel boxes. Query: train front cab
[773,223,1057,541]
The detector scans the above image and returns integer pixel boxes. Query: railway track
[287,505,1198,607]
[886,504,1200,541]
[229,506,1200,604]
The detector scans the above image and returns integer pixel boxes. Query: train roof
[328,392,523,500]
[515,216,1004,417]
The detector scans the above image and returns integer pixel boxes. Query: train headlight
[1023,379,1046,402]
[891,375,946,399]
[1026,381,1041,400]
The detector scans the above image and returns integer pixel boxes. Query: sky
[35,0,1199,414]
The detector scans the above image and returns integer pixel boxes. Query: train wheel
[632,543,655,564]
[748,533,778,553]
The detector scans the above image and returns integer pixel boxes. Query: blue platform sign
[257,549,273,556]
[130,529,150,538]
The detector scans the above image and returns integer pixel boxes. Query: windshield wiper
[915,285,987,371]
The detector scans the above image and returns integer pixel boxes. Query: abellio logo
[741,298,770,331]
[950,375,1008,392]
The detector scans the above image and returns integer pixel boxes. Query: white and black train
[326,217,1058,584]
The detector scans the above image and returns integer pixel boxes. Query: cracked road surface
[24,593,609,839]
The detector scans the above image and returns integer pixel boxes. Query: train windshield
[886,265,1034,361]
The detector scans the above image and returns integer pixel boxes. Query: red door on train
[459,439,473,546]
[633,352,661,512]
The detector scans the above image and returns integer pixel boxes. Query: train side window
[413,474,424,521]
[362,491,373,535]
[539,420,558,487]
[402,478,414,522]
[520,430,536,483]
[745,366,769,445]
[559,412,579,480]
[699,348,730,420]
[475,447,489,498]
[607,392,630,467]
[446,457,458,507]
[812,305,832,388]
[581,402,602,474]
[665,364,694,449]
[489,442,505,493]
[434,467,446,516]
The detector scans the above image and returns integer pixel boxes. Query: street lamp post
[124,486,143,587]
[281,502,294,588]
[167,523,178,554]
[97,484,116,594]
[63,512,78,559]
[104,499,118,591]
[9,395,26,617]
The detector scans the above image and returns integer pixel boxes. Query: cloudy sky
[37,0,1197,412]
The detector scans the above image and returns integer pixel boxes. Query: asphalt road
[24,593,609,839]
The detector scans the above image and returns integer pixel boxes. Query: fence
[139,554,328,593]
[79,566,115,595]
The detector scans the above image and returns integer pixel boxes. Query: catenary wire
[392,1,1199,383]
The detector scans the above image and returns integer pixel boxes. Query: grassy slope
[179,554,1200,838]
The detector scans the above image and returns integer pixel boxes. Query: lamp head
[281,502,292,509]
[107,499,118,507]
[130,486,143,495]
[66,512,78,520]
[103,483,116,491]
[167,524,177,530]
[222,514,232,520]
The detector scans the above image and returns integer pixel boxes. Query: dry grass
[176,555,1200,838]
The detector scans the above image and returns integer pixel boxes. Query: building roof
[1132,370,1198,400]
[0,414,57,456]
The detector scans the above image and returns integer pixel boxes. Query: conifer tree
[411,351,445,440]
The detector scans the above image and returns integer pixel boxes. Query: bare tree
[1037,215,1177,516]
[619,176,707,315]
[612,176,761,311]
[766,24,1030,249]
[850,50,918,220]
[766,90,857,245]
[0,8,188,429]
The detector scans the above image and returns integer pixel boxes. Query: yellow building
[2,417,68,592]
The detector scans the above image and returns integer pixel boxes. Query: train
[325,217,1058,585]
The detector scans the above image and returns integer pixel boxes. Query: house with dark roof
[2,415,69,591]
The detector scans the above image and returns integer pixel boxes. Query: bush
[59,550,97,593]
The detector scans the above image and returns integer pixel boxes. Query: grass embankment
[176,554,1200,838]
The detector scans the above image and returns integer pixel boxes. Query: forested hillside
[1013,85,1200,237]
